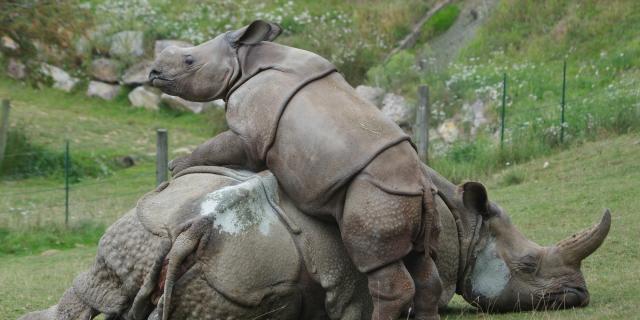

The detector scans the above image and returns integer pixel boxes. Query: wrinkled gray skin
[19,166,610,320]
[150,19,442,320]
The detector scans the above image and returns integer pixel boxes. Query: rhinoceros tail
[159,219,209,320]
[420,166,441,261]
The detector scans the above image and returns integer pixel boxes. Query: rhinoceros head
[149,20,282,101]
[459,182,610,312]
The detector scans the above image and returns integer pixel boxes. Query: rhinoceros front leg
[19,287,97,320]
[169,130,251,176]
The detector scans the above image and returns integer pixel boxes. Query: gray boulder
[110,31,144,57]
[161,94,214,114]
[74,36,91,56]
[355,85,385,107]
[40,64,79,92]
[154,40,193,57]
[7,58,26,80]
[467,99,488,136]
[90,58,120,83]
[121,60,153,85]
[437,118,460,143]
[380,93,412,126]
[1,35,19,51]
[87,81,121,100]
[128,85,161,110]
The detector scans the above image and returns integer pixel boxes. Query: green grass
[0,247,97,318]
[419,3,461,43]
[1,132,638,319]
[365,0,640,183]
[0,75,224,231]
[0,222,105,256]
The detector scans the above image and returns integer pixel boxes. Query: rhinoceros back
[226,43,409,216]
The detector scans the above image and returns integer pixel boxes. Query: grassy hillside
[2,132,637,319]
[369,0,640,183]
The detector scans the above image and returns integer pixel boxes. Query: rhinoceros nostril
[149,69,161,80]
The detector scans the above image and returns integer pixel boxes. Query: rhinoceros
[19,166,610,320]
[149,20,440,319]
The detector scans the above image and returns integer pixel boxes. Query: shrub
[365,51,419,94]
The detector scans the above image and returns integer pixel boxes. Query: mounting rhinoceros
[149,20,441,320]
[19,166,610,320]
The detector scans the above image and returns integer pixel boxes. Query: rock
[161,94,214,114]
[115,155,135,168]
[155,39,193,57]
[468,99,488,136]
[32,40,65,63]
[110,30,144,57]
[87,81,121,100]
[437,119,460,144]
[1,36,19,50]
[74,36,91,56]
[6,58,26,80]
[380,93,412,126]
[121,60,153,85]
[355,85,385,107]
[128,85,161,110]
[90,58,120,83]
[40,63,79,92]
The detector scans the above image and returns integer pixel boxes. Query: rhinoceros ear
[461,182,491,218]
[227,20,283,46]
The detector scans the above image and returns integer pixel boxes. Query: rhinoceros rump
[19,166,610,319]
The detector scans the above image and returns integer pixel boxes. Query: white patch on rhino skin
[471,237,511,299]
[199,176,279,236]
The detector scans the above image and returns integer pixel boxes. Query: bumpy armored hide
[225,42,411,215]
[136,167,301,308]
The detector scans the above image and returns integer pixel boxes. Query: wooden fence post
[156,129,168,186]
[64,140,70,226]
[415,85,430,163]
[0,99,10,166]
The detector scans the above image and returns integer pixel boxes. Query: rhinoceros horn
[555,209,611,265]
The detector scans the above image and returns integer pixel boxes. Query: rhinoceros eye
[184,55,194,66]
[516,254,539,274]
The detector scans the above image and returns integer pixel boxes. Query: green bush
[366,51,419,94]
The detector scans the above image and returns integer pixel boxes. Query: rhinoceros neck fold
[225,42,337,102]
[427,165,484,295]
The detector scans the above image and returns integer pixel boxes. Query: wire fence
[0,120,169,229]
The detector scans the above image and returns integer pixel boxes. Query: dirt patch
[421,0,499,69]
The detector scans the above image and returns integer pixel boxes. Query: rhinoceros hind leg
[365,261,415,320]
[341,177,424,319]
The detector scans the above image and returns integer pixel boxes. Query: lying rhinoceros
[19,166,610,320]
